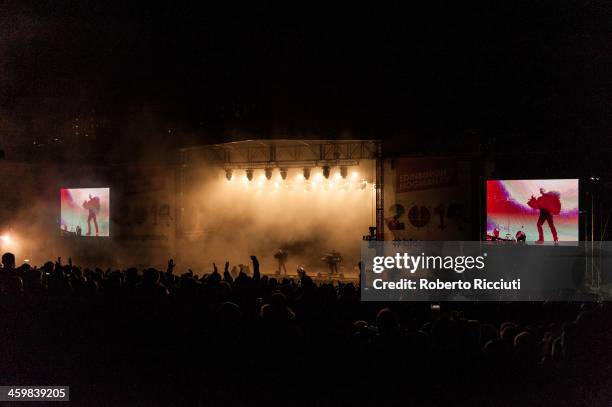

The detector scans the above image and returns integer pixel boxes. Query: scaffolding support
[375,141,384,240]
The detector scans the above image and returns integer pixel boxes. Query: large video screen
[486,179,578,242]
[60,188,110,237]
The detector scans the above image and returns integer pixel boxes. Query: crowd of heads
[0,251,609,405]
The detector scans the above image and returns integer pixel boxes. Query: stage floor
[261,270,360,284]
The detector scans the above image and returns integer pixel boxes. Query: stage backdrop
[486,179,579,242]
[383,157,475,240]
[109,167,176,268]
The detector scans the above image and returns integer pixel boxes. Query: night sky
[0,1,610,163]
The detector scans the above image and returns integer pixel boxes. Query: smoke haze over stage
[178,162,375,275]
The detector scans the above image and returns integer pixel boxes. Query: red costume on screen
[527,189,560,242]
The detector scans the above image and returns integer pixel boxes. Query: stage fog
[179,162,375,275]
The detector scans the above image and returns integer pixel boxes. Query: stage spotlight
[225,168,233,181]
[340,166,348,179]
[265,167,273,180]
[322,165,331,179]
[0,234,11,244]
[303,168,311,180]
[246,169,254,181]
[280,168,288,180]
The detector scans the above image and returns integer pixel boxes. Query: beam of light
[257,173,266,188]
[0,233,20,256]
[351,171,359,180]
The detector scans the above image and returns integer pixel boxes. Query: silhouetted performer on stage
[82,194,101,236]
[274,249,288,275]
[322,250,343,275]
[528,188,560,243]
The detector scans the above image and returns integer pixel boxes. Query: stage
[261,269,360,284]
[176,139,382,274]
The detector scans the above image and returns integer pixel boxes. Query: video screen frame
[485,178,579,243]
[60,187,111,237]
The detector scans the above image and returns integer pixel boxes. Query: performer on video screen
[528,188,560,243]
[82,194,101,236]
